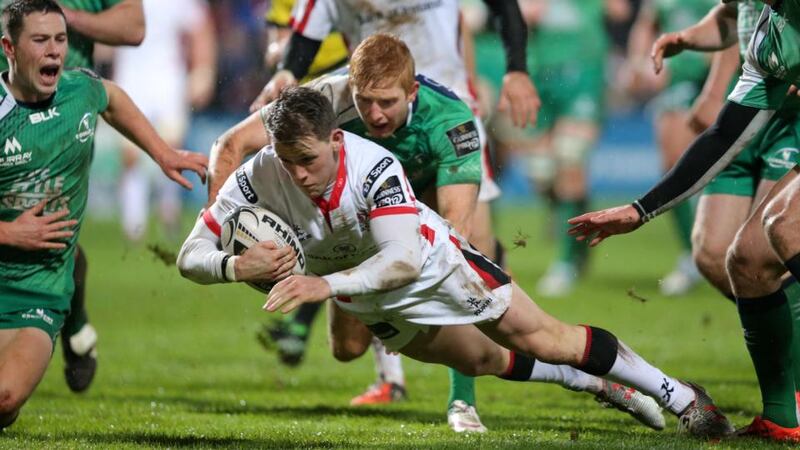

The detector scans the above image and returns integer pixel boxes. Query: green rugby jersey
[737,0,761,58]
[339,75,482,194]
[0,0,124,70]
[528,0,608,69]
[729,1,800,109]
[653,0,717,84]
[0,69,108,312]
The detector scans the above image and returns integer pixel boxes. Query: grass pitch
[2,206,792,449]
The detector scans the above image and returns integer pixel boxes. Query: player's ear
[407,81,419,103]
[0,36,14,60]
[330,129,344,146]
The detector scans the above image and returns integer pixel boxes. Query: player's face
[275,130,344,199]
[1,12,67,100]
[352,80,419,138]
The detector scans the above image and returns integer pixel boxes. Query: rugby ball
[221,205,306,293]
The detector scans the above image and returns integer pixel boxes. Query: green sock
[670,199,695,251]
[738,291,798,427]
[63,246,89,337]
[555,199,586,267]
[448,368,476,407]
[783,279,800,402]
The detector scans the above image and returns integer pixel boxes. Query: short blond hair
[349,34,415,93]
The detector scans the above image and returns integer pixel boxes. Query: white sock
[372,337,404,386]
[120,165,149,241]
[530,362,604,393]
[607,342,694,414]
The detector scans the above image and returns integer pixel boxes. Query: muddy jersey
[289,0,471,102]
[0,69,108,312]
[203,131,509,323]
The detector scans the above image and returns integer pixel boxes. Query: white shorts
[475,117,501,202]
[333,225,512,351]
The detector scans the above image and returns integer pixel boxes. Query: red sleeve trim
[420,224,435,244]
[369,206,418,219]
[293,0,317,33]
[202,209,221,237]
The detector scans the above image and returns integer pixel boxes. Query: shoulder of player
[342,131,400,185]
[57,68,104,92]
[414,82,473,130]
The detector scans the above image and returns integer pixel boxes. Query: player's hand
[651,32,686,75]
[567,204,643,247]
[156,150,208,190]
[688,92,725,134]
[234,241,296,282]
[497,71,540,128]
[263,275,332,314]
[249,70,298,113]
[0,199,77,251]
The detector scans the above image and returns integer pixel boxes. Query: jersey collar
[313,142,348,228]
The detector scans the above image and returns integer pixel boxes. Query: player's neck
[4,71,54,104]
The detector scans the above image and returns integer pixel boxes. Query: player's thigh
[762,166,800,250]
[399,324,506,376]
[0,328,53,410]
[476,282,583,364]
[693,194,752,257]
[327,302,372,361]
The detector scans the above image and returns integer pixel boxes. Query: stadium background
[9,0,780,448]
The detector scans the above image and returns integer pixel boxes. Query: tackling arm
[322,214,423,296]
[436,184,479,239]
[61,0,145,46]
[207,111,272,205]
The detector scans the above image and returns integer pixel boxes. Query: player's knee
[0,388,25,418]
[453,352,500,377]
[763,196,796,253]
[692,239,728,280]
[330,336,369,362]
[726,236,764,284]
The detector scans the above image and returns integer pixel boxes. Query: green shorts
[0,307,66,344]
[532,60,605,132]
[705,109,800,197]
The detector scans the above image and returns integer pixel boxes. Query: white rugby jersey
[203,131,437,281]
[185,131,511,324]
[289,0,473,103]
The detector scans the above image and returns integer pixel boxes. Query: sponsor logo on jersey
[236,167,258,203]
[29,107,59,124]
[355,0,443,27]
[75,113,94,143]
[767,147,799,169]
[261,214,306,269]
[373,175,406,208]
[1,169,69,211]
[21,308,54,326]
[333,242,357,254]
[362,157,394,197]
[446,121,480,157]
[0,137,32,167]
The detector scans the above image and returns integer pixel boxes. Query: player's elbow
[176,243,211,285]
[377,256,422,291]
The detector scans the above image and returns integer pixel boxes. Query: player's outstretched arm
[569,101,774,246]
[207,111,272,205]
[101,79,208,190]
[0,200,78,251]
[60,0,145,46]
[482,0,540,127]
[437,184,479,239]
[265,214,424,313]
[651,3,737,74]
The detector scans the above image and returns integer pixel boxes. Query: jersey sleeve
[290,0,336,40]
[431,119,482,187]
[73,69,109,113]
[361,153,419,219]
[203,162,261,236]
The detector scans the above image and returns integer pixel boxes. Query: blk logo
[29,107,59,124]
